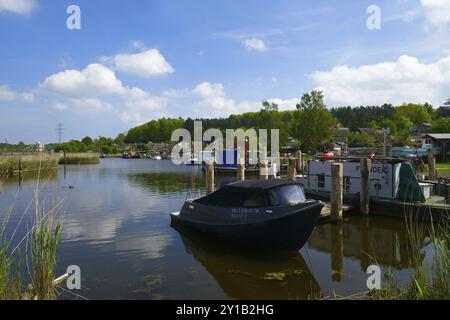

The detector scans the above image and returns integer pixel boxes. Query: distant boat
[152,155,162,160]
[170,180,323,250]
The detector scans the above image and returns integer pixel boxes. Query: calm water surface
[0,159,433,299]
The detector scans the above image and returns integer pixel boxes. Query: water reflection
[308,217,426,281]
[173,224,322,299]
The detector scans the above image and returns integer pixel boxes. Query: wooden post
[206,162,215,194]
[360,159,371,215]
[18,158,22,174]
[288,158,297,182]
[296,150,303,174]
[428,149,436,181]
[64,150,67,166]
[331,163,343,222]
[330,223,344,282]
[237,159,245,181]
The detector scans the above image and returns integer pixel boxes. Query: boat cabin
[194,180,307,207]
[301,158,433,202]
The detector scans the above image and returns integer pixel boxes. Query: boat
[151,155,162,160]
[170,180,324,250]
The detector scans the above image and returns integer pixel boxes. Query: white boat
[152,155,162,160]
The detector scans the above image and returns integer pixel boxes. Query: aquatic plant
[0,171,63,300]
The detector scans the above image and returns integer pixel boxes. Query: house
[436,106,450,117]
[412,123,432,136]
[422,133,450,161]
[333,125,351,144]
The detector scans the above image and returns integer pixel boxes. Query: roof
[425,133,450,140]
[228,179,300,190]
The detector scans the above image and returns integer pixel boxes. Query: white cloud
[242,38,267,51]
[421,0,450,26]
[105,49,174,77]
[266,98,299,111]
[41,63,167,120]
[192,82,259,117]
[310,54,450,106]
[0,0,37,15]
[41,63,125,97]
[0,84,34,103]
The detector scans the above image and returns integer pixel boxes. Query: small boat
[152,155,162,160]
[170,180,324,250]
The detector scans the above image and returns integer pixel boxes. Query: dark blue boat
[170,180,324,250]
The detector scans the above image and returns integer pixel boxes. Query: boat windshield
[267,185,306,206]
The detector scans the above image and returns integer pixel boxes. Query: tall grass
[371,215,450,300]
[59,152,100,165]
[0,165,63,300]
[0,154,59,176]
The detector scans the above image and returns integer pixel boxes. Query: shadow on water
[172,223,322,300]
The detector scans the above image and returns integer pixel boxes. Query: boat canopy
[194,180,306,207]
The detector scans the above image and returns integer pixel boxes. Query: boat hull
[171,201,323,250]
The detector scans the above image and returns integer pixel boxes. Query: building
[422,133,450,161]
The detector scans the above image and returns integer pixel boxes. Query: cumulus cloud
[421,0,450,27]
[0,84,34,103]
[40,63,166,120]
[192,82,259,117]
[242,38,267,51]
[103,49,174,77]
[0,0,37,15]
[310,54,450,106]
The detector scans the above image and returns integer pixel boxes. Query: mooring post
[428,149,436,181]
[331,162,343,222]
[206,162,215,194]
[288,158,297,182]
[360,158,371,216]
[296,150,303,174]
[237,158,245,181]
[330,223,344,282]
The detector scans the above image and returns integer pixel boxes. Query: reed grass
[371,217,450,300]
[0,155,59,176]
[0,169,63,300]
[58,152,100,165]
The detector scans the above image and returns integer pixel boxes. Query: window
[318,174,325,189]
[267,185,306,206]
[243,192,268,207]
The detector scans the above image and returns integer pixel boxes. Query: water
[0,159,432,299]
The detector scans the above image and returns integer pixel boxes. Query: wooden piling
[296,150,303,174]
[330,223,344,282]
[206,162,215,194]
[360,158,371,216]
[428,149,436,181]
[237,159,245,181]
[331,163,343,222]
[288,158,297,182]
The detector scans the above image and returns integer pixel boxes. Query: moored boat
[170,180,324,250]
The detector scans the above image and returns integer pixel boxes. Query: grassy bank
[0,154,59,177]
[59,152,100,165]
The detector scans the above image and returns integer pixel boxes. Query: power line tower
[56,123,64,144]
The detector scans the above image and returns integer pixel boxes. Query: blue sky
[0,0,449,143]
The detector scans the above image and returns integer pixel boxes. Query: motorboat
[171,180,324,250]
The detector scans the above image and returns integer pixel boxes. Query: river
[0,159,433,299]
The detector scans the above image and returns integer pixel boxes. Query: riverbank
[58,152,100,165]
[0,154,60,176]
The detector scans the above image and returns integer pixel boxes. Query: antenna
[56,123,64,144]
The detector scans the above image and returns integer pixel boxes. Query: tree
[444,98,450,106]
[294,91,336,152]
[81,136,93,145]
[395,103,432,125]
[430,117,450,133]
[262,100,279,112]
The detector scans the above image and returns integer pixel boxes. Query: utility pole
[56,123,64,144]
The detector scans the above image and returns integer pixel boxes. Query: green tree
[430,117,450,133]
[294,91,336,152]
[395,103,432,125]
[262,100,279,112]
[81,136,93,146]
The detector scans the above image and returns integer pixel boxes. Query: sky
[0,0,449,143]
